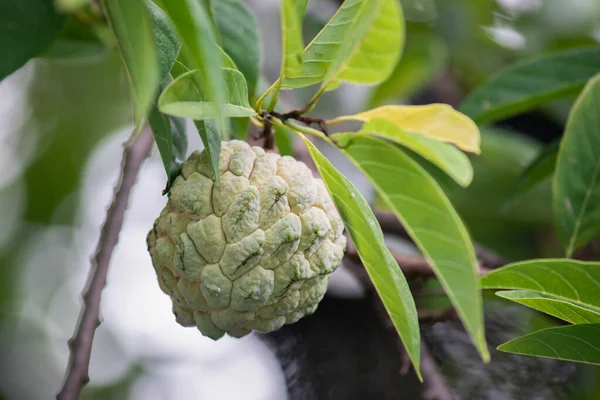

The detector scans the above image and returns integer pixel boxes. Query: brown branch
[56,128,154,400]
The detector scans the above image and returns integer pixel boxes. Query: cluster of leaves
[5,0,488,378]
[460,46,600,366]
[9,0,599,381]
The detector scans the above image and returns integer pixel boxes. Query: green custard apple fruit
[147,140,346,339]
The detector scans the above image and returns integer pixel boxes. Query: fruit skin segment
[147,140,346,339]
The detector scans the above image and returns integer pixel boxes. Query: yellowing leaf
[329,104,481,154]
[333,118,474,187]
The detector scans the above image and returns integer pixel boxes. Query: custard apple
[147,140,346,339]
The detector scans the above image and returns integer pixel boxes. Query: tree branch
[56,128,154,400]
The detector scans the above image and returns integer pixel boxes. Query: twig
[56,128,154,400]
[269,110,333,140]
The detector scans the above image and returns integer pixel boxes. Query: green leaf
[504,140,558,209]
[149,80,188,192]
[0,0,65,81]
[104,0,159,131]
[214,0,261,97]
[168,55,224,182]
[195,120,221,183]
[145,0,181,82]
[554,74,600,256]
[498,324,600,366]
[55,0,90,12]
[294,133,421,379]
[158,68,256,119]
[334,118,473,187]
[171,46,236,79]
[496,290,600,325]
[339,135,488,362]
[329,104,481,154]
[482,259,600,312]
[162,0,227,133]
[170,59,191,79]
[460,47,600,124]
[199,0,218,35]
[369,30,447,107]
[280,0,309,79]
[281,0,402,90]
[148,109,188,193]
[274,124,294,156]
[325,0,403,88]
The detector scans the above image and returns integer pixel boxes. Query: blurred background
[1,0,600,399]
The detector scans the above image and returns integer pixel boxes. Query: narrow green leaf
[171,117,187,162]
[482,259,600,312]
[148,97,188,192]
[214,0,261,97]
[498,324,600,366]
[0,0,64,81]
[334,118,473,187]
[195,120,221,183]
[162,0,226,132]
[504,140,558,209]
[281,0,402,90]
[169,55,224,182]
[295,133,421,379]
[199,0,218,36]
[158,68,256,120]
[281,0,309,79]
[460,47,600,124]
[145,0,181,82]
[496,290,600,325]
[554,74,600,256]
[104,0,159,130]
[339,135,488,362]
